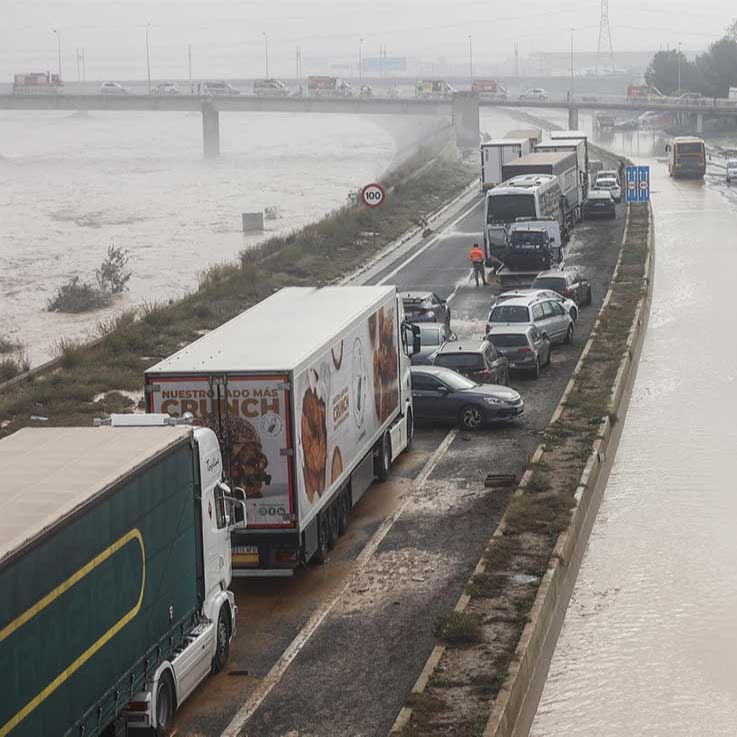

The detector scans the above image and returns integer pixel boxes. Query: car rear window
[434,353,484,370]
[532,277,565,291]
[489,334,528,348]
[490,305,529,323]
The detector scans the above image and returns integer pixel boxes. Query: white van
[726,159,737,184]
[254,78,289,96]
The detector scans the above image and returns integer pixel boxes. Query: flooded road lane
[530,161,737,735]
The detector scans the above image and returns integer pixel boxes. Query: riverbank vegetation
[0,338,30,384]
[0,146,475,435]
[47,244,132,313]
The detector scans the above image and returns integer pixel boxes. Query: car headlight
[483,396,503,406]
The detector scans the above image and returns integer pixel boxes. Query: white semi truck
[145,286,419,575]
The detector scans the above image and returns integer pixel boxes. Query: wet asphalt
[171,184,626,737]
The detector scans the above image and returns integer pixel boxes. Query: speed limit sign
[361,182,386,208]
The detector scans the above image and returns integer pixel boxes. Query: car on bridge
[153,81,180,95]
[410,365,523,430]
[203,80,240,96]
[98,81,130,95]
[727,158,737,184]
[253,78,289,96]
[519,88,549,101]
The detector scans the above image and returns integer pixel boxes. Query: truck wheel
[154,672,175,736]
[375,432,392,481]
[211,607,231,673]
[328,502,339,549]
[314,512,330,564]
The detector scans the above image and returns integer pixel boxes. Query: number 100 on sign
[361,183,386,208]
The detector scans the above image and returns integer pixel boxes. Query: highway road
[170,170,627,737]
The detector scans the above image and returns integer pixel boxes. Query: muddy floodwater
[530,142,737,733]
[0,111,425,363]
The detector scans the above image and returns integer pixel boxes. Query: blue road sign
[625,165,650,203]
[625,165,638,203]
[637,165,650,202]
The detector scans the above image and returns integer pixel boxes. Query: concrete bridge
[3,91,735,156]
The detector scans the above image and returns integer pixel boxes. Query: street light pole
[52,29,62,79]
[145,24,152,93]
[570,28,575,100]
[468,35,473,84]
[262,32,269,78]
[359,38,364,85]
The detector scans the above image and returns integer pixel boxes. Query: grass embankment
[399,203,651,737]
[0,147,475,437]
[0,338,30,384]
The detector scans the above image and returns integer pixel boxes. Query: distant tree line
[645,19,737,97]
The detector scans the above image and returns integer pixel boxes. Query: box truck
[307,76,352,97]
[501,151,581,224]
[480,138,531,190]
[0,419,246,737]
[549,130,589,183]
[145,286,418,576]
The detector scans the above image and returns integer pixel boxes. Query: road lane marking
[377,199,483,286]
[219,429,458,737]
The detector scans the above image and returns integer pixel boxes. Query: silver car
[486,324,551,378]
[594,176,622,203]
[486,295,574,345]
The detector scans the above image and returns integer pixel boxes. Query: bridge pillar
[696,112,704,134]
[202,104,220,157]
[568,105,579,130]
[452,92,480,149]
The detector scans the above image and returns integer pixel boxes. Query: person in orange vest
[469,243,487,286]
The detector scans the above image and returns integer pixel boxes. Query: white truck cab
[105,414,247,734]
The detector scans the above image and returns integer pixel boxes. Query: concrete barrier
[482,201,654,737]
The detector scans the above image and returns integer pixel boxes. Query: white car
[203,80,240,96]
[520,88,548,101]
[98,81,130,95]
[494,288,580,322]
[726,159,737,184]
[253,78,289,96]
[594,177,622,203]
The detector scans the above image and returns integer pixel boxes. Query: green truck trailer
[0,417,246,737]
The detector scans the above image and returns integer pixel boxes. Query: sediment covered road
[172,168,627,737]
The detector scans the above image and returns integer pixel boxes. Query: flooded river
[0,111,433,363]
[530,134,737,733]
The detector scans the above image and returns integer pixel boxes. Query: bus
[665,136,706,179]
[483,174,565,266]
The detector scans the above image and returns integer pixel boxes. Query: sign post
[361,182,386,250]
[625,165,650,203]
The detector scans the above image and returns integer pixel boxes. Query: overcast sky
[2,0,735,80]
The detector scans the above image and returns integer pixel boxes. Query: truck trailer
[145,286,418,575]
[535,139,589,199]
[480,138,531,190]
[0,420,245,737]
[501,151,581,225]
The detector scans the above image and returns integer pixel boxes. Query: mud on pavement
[169,173,627,737]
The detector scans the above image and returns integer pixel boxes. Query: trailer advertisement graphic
[151,376,293,528]
[295,303,399,518]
